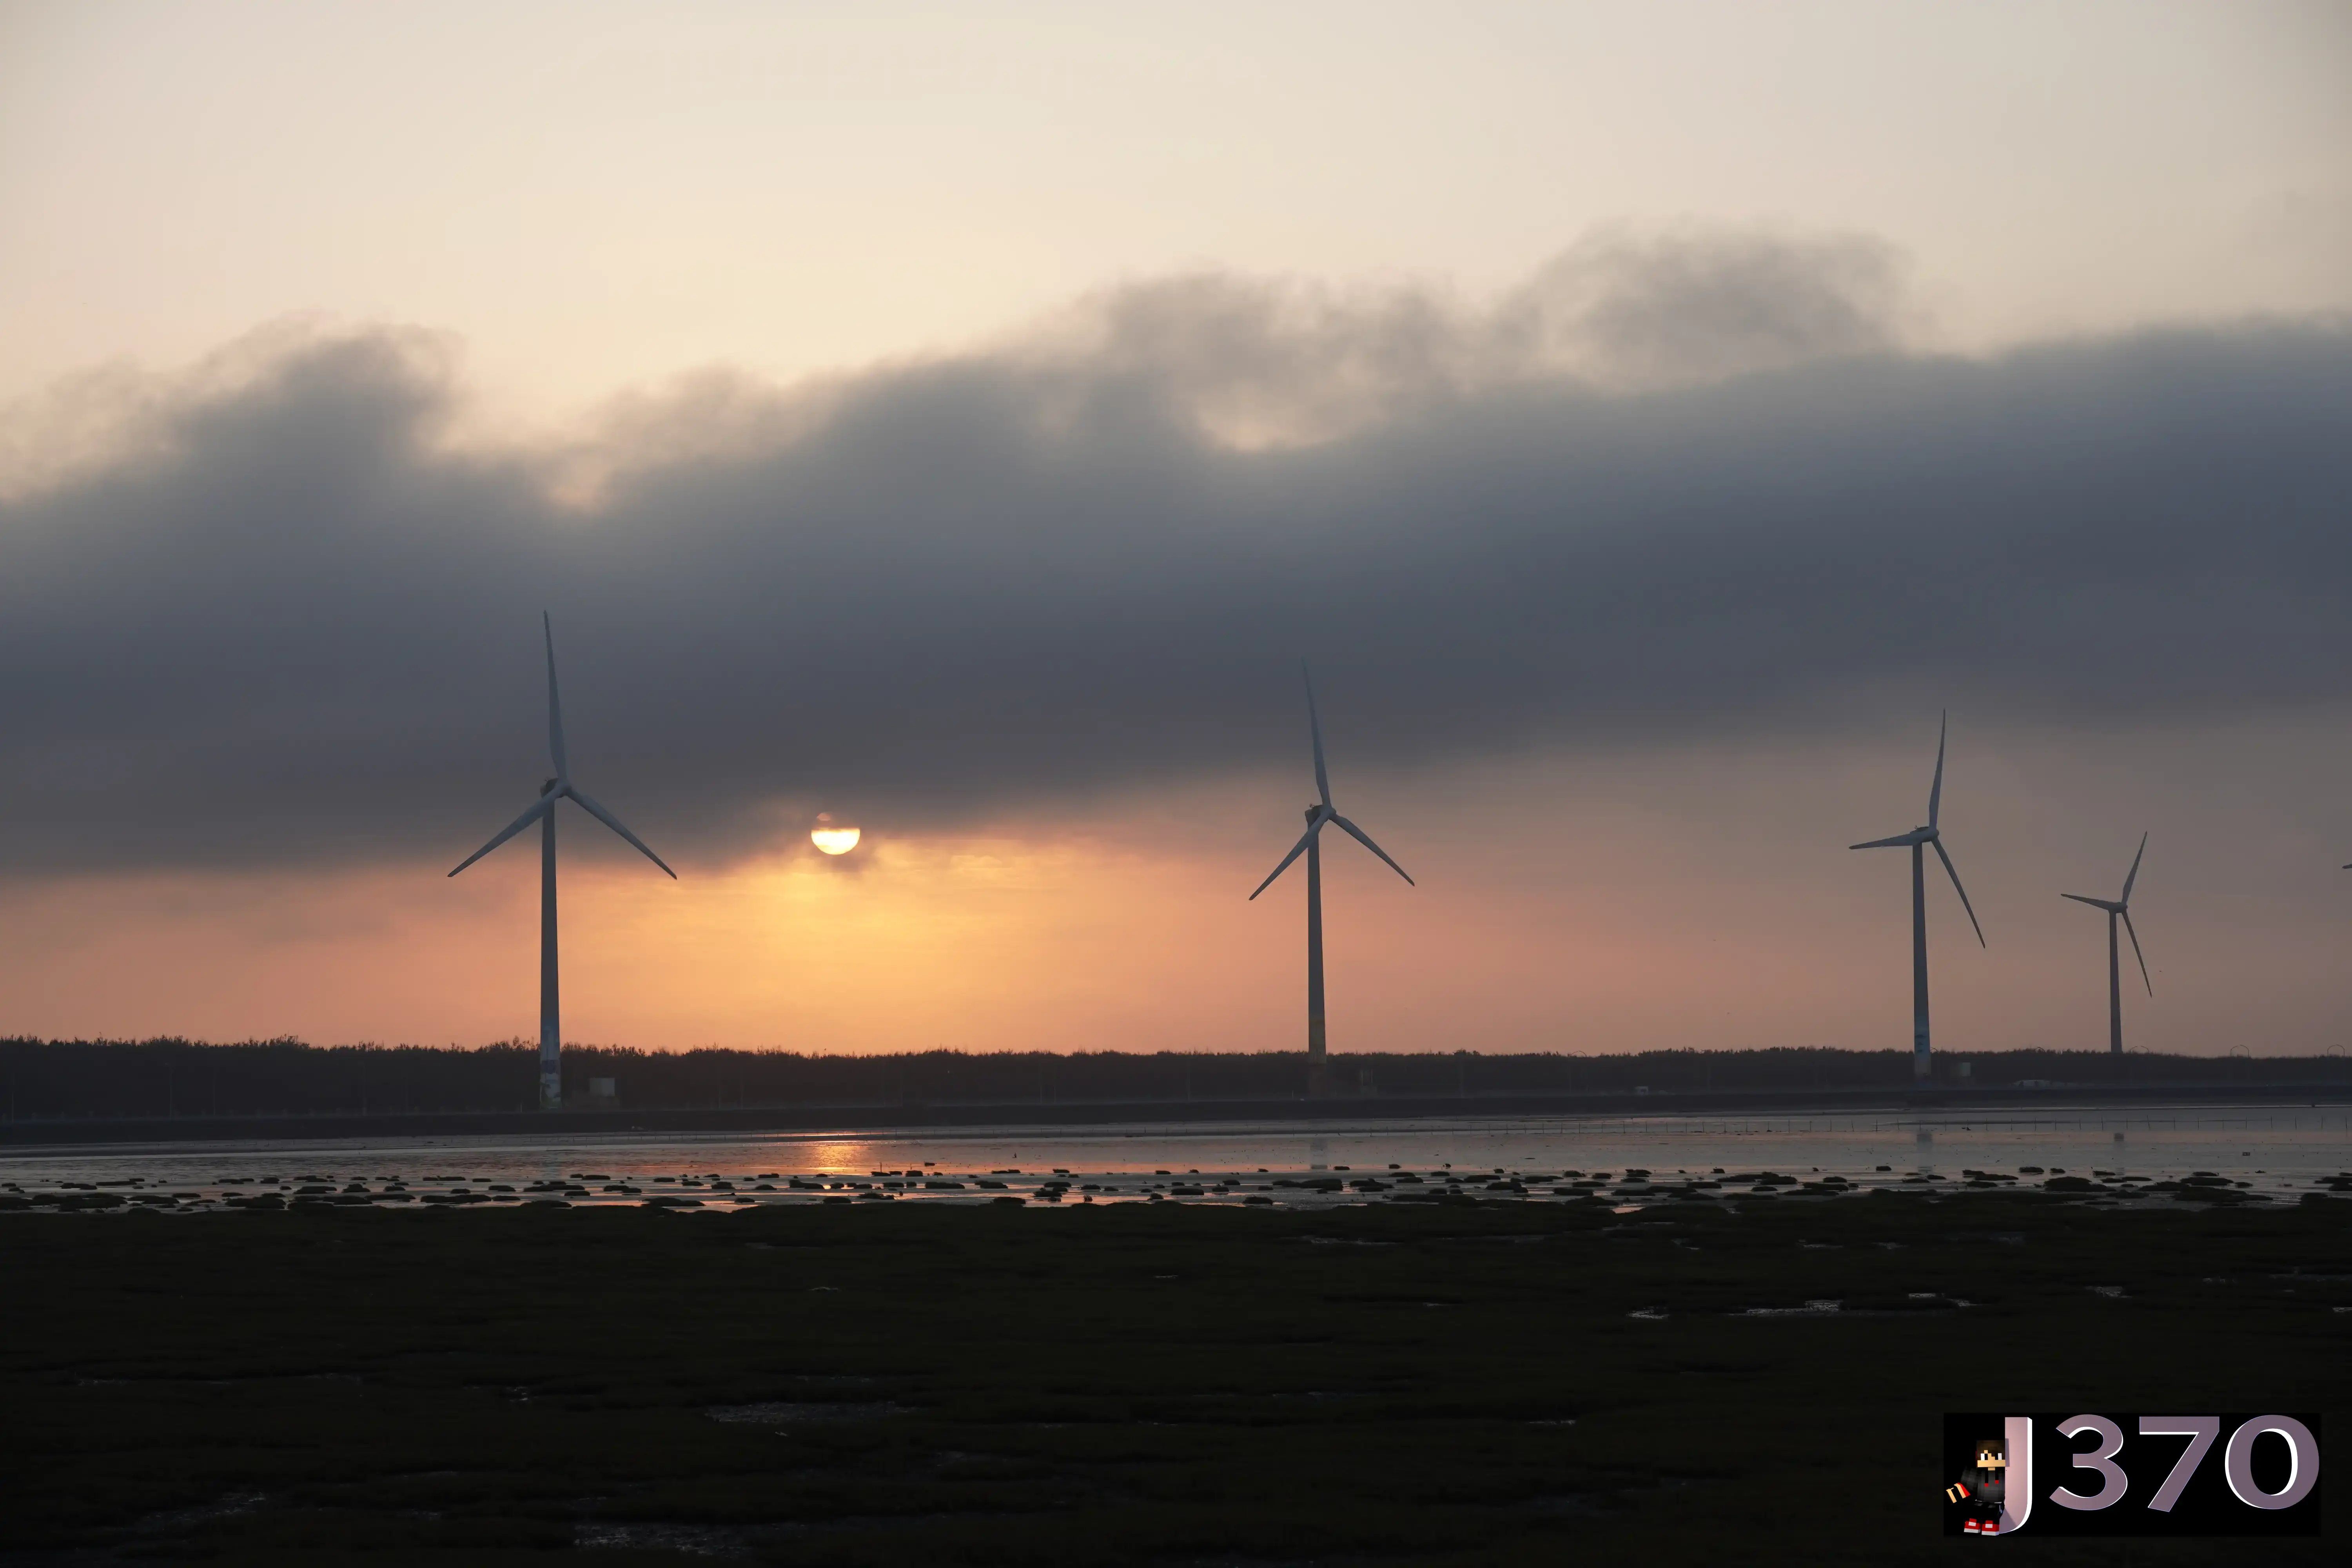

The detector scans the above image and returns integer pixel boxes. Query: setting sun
[811,813,861,856]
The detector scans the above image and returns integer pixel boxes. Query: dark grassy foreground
[3,1197,2346,1566]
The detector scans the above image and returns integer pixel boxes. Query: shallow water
[5,1101,2346,1210]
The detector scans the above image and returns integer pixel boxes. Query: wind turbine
[1249,666,1413,1098]
[1850,712,1985,1082]
[449,615,675,1111]
[2062,833,2151,1056]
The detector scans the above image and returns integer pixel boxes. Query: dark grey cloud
[2,235,2348,873]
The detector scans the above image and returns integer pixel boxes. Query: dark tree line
[0,1037,2341,1122]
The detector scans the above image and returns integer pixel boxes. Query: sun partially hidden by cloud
[810,813,861,857]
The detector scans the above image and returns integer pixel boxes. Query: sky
[1,0,2348,1056]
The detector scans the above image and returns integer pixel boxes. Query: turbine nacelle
[1850,826,1937,850]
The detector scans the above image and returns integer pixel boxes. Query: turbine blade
[2060,893,2107,909]
[448,795,552,877]
[1850,832,1921,850]
[1927,710,1947,829]
[1303,662,1331,808]
[544,612,570,782]
[1248,825,1318,901]
[1932,838,1986,947]
[2120,830,2147,903]
[1330,813,1414,886]
[2122,908,2152,996]
[565,787,677,878]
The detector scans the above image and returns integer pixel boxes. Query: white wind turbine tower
[2062,833,2151,1056]
[449,615,675,1111]
[1249,666,1413,1098]
[1850,713,1985,1082]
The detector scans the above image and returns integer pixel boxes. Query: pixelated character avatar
[1945,1436,2007,1535]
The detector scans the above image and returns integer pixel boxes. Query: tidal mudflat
[4,1189,2347,1564]
[6,1103,2346,1209]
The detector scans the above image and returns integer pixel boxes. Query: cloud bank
[2,230,2347,873]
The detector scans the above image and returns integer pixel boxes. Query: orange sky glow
[5,727,2347,1057]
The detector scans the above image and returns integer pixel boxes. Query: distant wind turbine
[1850,713,1985,1083]
[2062,833,2151,1056]
[1249,666,1412,1098]
[449,615,675,1111]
